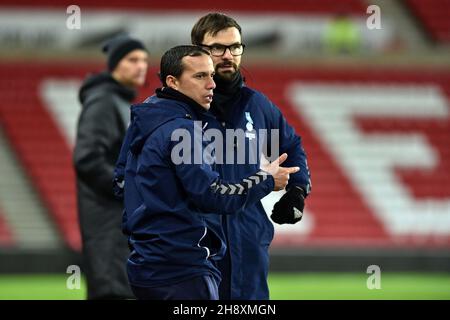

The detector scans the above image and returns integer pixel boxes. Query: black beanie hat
[102,35,147,72]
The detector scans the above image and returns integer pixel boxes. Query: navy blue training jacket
[207,86,312,299]
[118,93,274,288]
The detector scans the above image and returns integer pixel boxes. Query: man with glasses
[191,13,312,300]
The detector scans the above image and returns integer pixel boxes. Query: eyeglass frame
[200,43,246,57]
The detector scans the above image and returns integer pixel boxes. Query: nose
[222,47,233,60]
[207,77,216,90]
[138,59,148,71]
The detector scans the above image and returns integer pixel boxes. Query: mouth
[135,73,146,81]
[205,94,213,103]
[217,63,235,71]
[219,65,234,70]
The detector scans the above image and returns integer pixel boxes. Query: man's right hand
[261,153,299,191]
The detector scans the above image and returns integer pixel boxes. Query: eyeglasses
[201,43,246,57]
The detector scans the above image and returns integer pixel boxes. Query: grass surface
[0,274,86,300]
[268,272,450,300]
[0,272,449,300]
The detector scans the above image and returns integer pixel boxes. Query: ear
[166,75,178,90]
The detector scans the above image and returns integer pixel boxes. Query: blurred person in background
[73,34,149,300]
[191,13,312,300]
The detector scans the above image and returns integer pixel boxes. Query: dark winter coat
[73,71,135,299]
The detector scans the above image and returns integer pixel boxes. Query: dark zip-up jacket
[120,89,274,287]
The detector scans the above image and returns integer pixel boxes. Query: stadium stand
[252,67,450,248]
[0,1,449,275]
[0,0,367,14]
[0,63,82,250]
[0,209,14,247]
[1,61,449,251]
[0,124,61,249]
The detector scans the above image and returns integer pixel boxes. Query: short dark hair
[191,13,242,45]
[159,45,210,86]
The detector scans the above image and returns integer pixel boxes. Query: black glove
[271,186,306,225]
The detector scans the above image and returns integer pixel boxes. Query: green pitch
[268,272,450,300]
[0,272,449,300]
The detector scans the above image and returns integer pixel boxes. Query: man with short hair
[117,45,298,300]
[191,13,312,300]
[74,34,148,299]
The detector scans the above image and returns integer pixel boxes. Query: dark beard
[215,62,239,81]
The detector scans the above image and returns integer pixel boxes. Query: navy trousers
[131,275,219,300]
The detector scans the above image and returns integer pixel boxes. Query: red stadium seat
[0,0,367,15]
[1,62,450,250]
[0,208,15,247]
[407,0,450,44]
